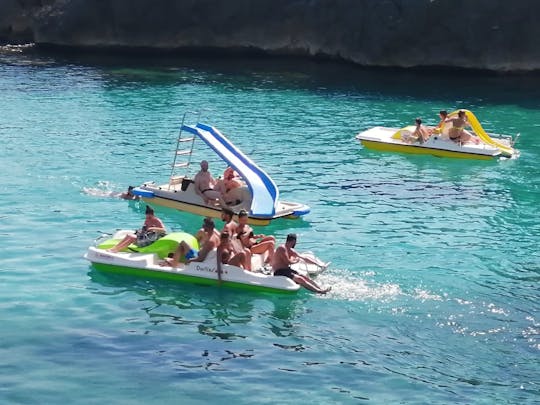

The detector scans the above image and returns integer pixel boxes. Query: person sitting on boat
[272,234,331,294]
[163,217,220,267]
[220,167,243,191]
[446,110,480,144]
[236,209,275,265]
[215,167,246,206]
[218,231,250,270]
[194,219,221,246]
[220,207,252,270]
[107,205,166,253]
[428,110,449,136]
[194,160,227,206]
[221,207,238,236]
[413,118,431,143]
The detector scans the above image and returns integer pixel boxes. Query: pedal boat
[355,110,519,160]
[84,230,327,294]
[133,122,310,226]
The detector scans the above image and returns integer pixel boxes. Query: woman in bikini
[446,110,480,144]
[236,209,275,265]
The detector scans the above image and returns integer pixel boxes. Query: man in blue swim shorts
[184,247,199,260]
[162,217,219,268]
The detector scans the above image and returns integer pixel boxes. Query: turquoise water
[1,48,539,404]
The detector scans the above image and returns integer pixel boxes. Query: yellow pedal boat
[355,110,519,160]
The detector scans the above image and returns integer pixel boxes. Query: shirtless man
[194,160,226,206]
[222,167,245,205]
[108,205,166,253]
[194,220,220,246]
[272,234,331,294]
[163,217,220,267]
[446,110,480,144]
[221,207,238,236]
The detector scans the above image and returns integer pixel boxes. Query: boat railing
[168,111,201,190]
[510,133,520,146]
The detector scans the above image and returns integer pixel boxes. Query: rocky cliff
[2,0,539,72]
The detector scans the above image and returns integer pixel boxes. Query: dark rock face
[0,0,35,43]
[2,0,540,72]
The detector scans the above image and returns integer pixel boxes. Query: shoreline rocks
[2,0,539,73]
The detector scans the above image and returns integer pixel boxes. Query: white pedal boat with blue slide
[133,121,310,226]
[355,110,519,160]
[84,230,328,294]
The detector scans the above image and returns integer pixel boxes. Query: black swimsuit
[274,267,299,279]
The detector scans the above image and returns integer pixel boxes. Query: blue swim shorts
[185,248,198,260]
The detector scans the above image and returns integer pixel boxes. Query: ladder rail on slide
[168,111,201,189]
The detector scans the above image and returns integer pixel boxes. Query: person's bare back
[271,244,294,271]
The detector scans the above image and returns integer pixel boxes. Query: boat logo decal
[195,264,227,274]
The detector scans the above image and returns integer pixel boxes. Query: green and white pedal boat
[84,230,326,294]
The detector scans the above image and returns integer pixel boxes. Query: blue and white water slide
[182,123,279,217]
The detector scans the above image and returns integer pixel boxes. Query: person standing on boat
[446,110,480,144]
[272,234,331,294]
[108,205,166,253]
[194,160,227,206]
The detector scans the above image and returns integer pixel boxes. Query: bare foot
[159,258,179,267]
[320,286,332,294]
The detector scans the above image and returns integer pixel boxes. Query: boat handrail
[168,111,201,190]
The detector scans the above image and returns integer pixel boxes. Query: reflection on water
[87,268,307,341]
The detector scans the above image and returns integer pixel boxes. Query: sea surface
[1,46,539,404]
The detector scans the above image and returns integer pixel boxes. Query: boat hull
[85,246,301,293]
[136,182,309,226]
[359,139,495,160]
[89,261,299,293]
